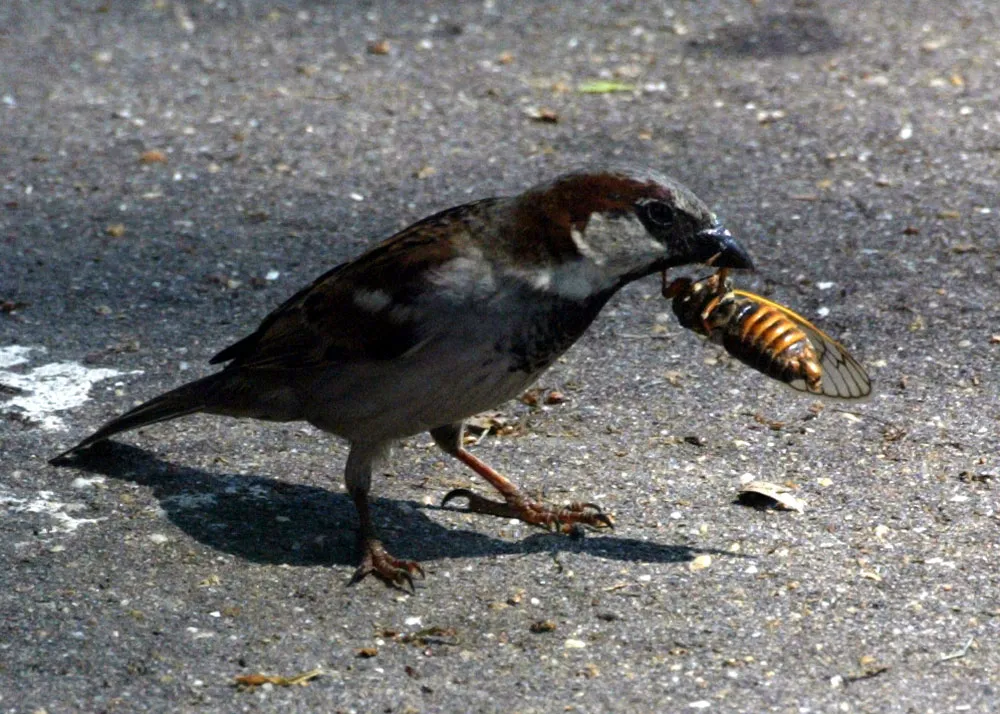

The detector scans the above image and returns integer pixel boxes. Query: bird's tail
[50,372,225,462]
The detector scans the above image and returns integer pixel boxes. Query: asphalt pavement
[2,1,998,712]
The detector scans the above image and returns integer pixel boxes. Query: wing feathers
[210,200,500,371]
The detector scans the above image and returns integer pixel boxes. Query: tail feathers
[51,373,221,462]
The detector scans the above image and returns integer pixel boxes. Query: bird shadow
[51,441,742,573]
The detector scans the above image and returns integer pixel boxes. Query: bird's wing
[210,199,499,370]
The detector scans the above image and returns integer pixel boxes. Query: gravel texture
[2,1,998,712]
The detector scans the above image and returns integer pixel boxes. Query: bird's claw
[564,502,615,530]
[441,489,614,532]
[350,536,425,593]
[441,488,517,519]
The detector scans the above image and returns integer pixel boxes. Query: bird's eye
[641,201,676,228]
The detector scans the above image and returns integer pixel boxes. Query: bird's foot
[350,536,424,592]
[441,488,614,534]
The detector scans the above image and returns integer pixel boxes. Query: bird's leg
[345,442,424,591]
[432,424,614,533]
[350,489,424,591]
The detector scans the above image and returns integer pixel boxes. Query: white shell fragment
[737,481,806,513]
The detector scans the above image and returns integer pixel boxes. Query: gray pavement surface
[2,1,999,712]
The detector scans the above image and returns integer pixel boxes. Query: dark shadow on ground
[693,11,843,58]
[52,441,742,571]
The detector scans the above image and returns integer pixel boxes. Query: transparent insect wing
[732,290,872,400]
[796,320,872,399]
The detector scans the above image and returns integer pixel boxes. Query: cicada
[662,268,871,399]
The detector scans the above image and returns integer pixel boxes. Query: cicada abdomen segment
[718,298,823,392]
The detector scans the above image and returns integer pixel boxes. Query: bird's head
[510,167,754,292]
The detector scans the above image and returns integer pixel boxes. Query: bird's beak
[692,223,755,271]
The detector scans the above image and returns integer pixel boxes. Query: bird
[52,166,754,590]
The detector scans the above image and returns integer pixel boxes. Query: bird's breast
[494,290,614,374]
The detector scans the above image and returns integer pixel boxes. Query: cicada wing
[799,320,872,399]
[732,291,872,399]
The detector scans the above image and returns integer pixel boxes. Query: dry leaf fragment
[236,674,271,687]
[356,647,378,658]
[544,390,566,405]
[753,413,785,430]
[526,107,559,123]
[139,149,168,164]
[234,668,323,688]
[464,411,513,439]
[664,370,683,387]
[521,388,565,406]
[401,626,459,646]
[105,223,126,238]
[279,669,322,685]
[859,567,882,582]
[519,388,543,406]
[737,481,806,512]
[367,40,390,55]
[530,620,557,633]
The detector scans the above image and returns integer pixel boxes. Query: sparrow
[52,166,754,590]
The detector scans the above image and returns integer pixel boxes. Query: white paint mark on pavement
[0,345,141,430]
[0,345,38,368]
[1,488,107,534]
